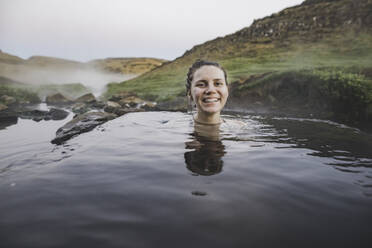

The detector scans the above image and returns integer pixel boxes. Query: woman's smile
[202,97,220,103]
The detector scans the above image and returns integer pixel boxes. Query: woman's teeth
[203,98,219,103]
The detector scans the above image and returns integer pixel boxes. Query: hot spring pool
[1,111,372,247]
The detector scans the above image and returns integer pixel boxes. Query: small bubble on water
[10,183,16,187]
[191,191,207,196]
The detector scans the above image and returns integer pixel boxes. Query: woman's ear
[187,91,193,101]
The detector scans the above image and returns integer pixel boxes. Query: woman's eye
[215,82,223,86]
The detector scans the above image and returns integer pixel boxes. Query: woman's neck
[194,112,222,125]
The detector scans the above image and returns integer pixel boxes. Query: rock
[46,93,71,104]
[118,96,143,108]
[115,108,144,116]
[104,101,122,113]
[109,92,136,102]
[75,93,96,103]
[0,95,16,105]
[140,101,157,111]
[51,111,116,145]
[0,116,18,130]
[0,103,8,112]
[0,108,17,122]
[107,93,156,111]
[92,101,106,109]
[48,108,69,120]
[72,98,105,115]
[19,109,47,119]
[72,103,90,114]
[156,97,187,112]
[18,108,69,121]
[18,100,31,105]
[103,100,143,116]
[33,117,43,122]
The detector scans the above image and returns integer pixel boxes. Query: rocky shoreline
[2,74,372,145]
[0,91,168,144]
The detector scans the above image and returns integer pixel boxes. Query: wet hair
[186,60,228,95]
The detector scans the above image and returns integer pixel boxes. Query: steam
[1,64,135,96]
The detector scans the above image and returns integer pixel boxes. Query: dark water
[1,109,372,248]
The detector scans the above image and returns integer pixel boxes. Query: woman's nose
[205,83,216,93]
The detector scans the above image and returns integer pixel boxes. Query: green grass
[1,82,91,103]
[0,85,41,104]
[33,83,90,99]
[230,66,372,122]
[104,32,372,102]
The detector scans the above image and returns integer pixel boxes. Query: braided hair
[186,60,228,95]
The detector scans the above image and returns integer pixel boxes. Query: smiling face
[190,65,228,118]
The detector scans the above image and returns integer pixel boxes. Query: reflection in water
[249,116,372,196]
[184,123,226,176]
[258,117,372,168]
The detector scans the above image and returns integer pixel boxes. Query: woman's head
[186,60,229,124]
[186,60,228,95]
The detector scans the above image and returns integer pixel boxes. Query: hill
[25,56,84,68]
[0,50,25,64]
[0,52,166,76]
[0,51,166,99]
[105,0,372,103]
[89,57,167,75]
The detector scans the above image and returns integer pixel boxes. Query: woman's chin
[199,106,222,114]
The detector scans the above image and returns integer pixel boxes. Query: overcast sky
[0,0,304,62]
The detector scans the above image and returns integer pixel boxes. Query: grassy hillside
[89,57,167,75]
[105,0,372,101]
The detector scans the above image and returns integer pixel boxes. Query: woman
[184,60,229,175]
[186,60,229,125]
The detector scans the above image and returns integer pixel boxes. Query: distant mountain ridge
[0,50,166,75]
[26,56,83,67]
[0,50,24,64]
[303,0,341,5]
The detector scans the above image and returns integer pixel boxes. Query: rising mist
[0,63,135,97]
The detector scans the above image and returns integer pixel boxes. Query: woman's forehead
[193,65,225,81]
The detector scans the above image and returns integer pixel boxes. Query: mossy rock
[46,93,72,104]
[75,93,96,103]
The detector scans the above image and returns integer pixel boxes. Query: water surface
[1,111,372,248]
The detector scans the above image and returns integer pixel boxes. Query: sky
[0,0,304,62]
